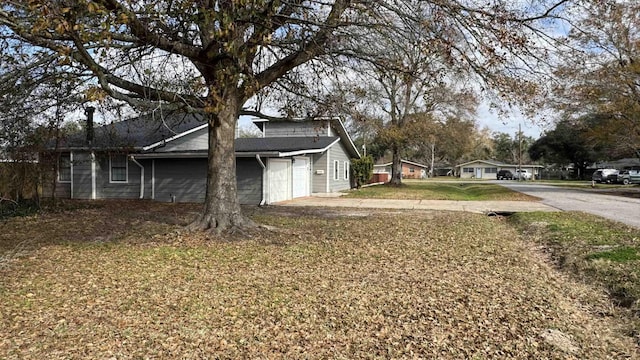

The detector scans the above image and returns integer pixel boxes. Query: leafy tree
[553,1,640,158]
[529,117,603,179]
[1,0,571,232]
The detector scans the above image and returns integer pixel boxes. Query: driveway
[499,182,640,228]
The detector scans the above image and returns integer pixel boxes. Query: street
[499,182,640,229]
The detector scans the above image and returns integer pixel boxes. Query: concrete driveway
[498,182,640,228]
[277,196,557,214]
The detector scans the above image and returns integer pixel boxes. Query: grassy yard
[509,212,640,334]
[0,201,637,358]
[345,180,538,201]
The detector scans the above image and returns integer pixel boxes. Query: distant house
[45,113,360,204]
[372,159,430,182]
[456,160,544,179]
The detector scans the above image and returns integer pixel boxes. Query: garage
[268,159,291,204]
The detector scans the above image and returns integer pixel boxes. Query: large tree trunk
[390,145,402,186]
[188,89,256,234]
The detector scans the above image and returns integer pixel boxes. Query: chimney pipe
[85,106,95,145]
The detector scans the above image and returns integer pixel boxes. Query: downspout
[129,155,144,199]
[256,154,266,206]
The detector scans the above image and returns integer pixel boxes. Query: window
[344,161,349,180]
[58,153,71,182]
[463,167,474,173]
[409,167,415,173]
[485,167,497,174]
[334,160,340,180]
[110,154,128,182]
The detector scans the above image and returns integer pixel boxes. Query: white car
[514,169,532,180]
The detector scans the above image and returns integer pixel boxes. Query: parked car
[514,169,532,180]
[617,170,640,185]
[592,169,619,183]
[497,169,514,180]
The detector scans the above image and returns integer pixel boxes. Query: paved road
[499,182,640,228]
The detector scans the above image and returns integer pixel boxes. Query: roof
[55,113,360,159]
[235,137,339,156]
[374,159,430,168]
[456,159,544,168]
[58,113,206,149]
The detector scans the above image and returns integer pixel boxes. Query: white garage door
[268,159,291,204]
[292,157,310,198]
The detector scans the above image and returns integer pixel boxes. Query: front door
[475,168,482,179]
[292,157,310,198]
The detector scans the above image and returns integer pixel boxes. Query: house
[372,159,430,182]
[455,160,544,179]
[46,112,360,204]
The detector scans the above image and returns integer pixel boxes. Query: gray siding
[154,158,207,202]
[328,143,351,192]
[236,158,263,205]
[156,128,208,152]
[312,152,328,193]
[152,158,262,204]
[72,152,93,199]
[264,121,330,138]
[95,154,142,199]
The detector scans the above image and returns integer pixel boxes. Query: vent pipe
[85,106,95,145]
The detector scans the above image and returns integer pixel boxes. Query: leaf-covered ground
[0,201,637,358]
[345,181,538,201]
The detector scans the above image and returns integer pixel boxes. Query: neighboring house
[456,159,544,179]
[45,112,360,204]
[373,159,430,182]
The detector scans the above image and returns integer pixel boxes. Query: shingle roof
[235,136,339,153]
[61,113,206,149]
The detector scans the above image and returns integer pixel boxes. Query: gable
[149,126,208,152]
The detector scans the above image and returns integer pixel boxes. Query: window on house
[409,167,415,173]
[110,154,128,182]
[344,161,349,180]
[334,160,340,180]
[58,153,71,182]
[485,167,497,174]
[463,167,474,173]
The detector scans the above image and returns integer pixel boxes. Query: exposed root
[186,212,260,239]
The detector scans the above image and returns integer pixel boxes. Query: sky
[475,102,549,138]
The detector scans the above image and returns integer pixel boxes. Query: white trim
[109,154,129,183]
[70,152,74,199]
[91,152,96,200]
[151,159,155,200]
[326,149,330,192]
[142,124,208,151]
[344,160,349,181]
[333,159,340,181]
[278,138,340,158]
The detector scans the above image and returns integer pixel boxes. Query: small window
[409,167,415,173]
[463,167,474,173]
[344,161,349,180]
[334,160,340,180]
[485,167,497,174]
[58,153,71,182]
[110,154,128,182]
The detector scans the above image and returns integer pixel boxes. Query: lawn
[345,180,538,201]
[0,201,636,358]
[509,212,640,333]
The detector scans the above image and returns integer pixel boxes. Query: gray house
[47,113,360,204]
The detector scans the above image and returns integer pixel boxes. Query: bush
[351,156,374,188]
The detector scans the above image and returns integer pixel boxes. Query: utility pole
[518,124,522,182]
